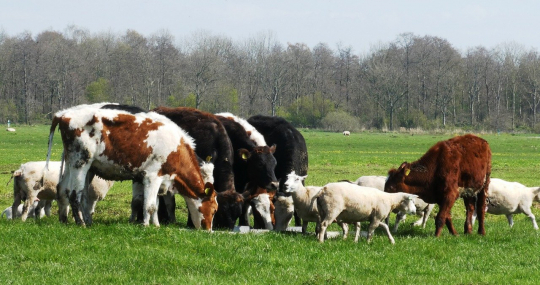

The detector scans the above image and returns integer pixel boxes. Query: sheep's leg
[506,214,514,228]
[412,213,424,227]
[20,193,37,222]
[366,220,379,243]
[340,223,349,240]
[353,222,361,243]
[420,204,435,228]
[378,221,395,244]
[44,200,52,217]
[393,212,406,232]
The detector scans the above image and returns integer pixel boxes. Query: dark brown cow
[47,103,218,229]
[384,134,491,237]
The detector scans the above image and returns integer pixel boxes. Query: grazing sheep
[316,182,417,244]
[356,175,435,232]
[273,192,294,231]
[343,131,350,136]
[284,172,352,238]
[6,128,16,132]
[472,178,540,229]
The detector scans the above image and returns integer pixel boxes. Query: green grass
[2,126,540,284]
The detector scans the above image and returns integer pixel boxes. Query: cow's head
[213,190,244,230]
[384,162,411,193]
[188,182,218,231]
[238,144,279,191]
[283,171,307,193]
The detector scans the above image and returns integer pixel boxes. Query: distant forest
[1,26,539,132]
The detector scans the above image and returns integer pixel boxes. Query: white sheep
[1,200,46,219]
[283,172,352,238]
[472,178,540,229]
[316,182,417,244]
[10,161,114,222]
[355,175,434,232]
[273,193,294,231]
[343,131,350,136]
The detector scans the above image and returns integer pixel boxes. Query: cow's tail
[46,116,61,170]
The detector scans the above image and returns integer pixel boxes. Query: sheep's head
[283,171,307,193]
[398,194,418,215]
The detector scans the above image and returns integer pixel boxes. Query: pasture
[1,126,540,284]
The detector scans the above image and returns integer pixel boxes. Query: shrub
[321,110,361,132]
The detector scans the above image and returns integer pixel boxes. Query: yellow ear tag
[206,156,212,162]
[205,188,210,195]
[242,153,248,160]
[405,169,411,176]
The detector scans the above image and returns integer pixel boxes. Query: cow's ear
[238,149,251,161]
[269,144,277,154]
[204,182,215,196]
[399,162,408,169]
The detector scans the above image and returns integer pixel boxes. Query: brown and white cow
[47,103,217,229]
[384,134,491,237]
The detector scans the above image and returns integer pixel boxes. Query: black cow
[216,113,279,228]
[247,115,308,227]
[152,107,243,230]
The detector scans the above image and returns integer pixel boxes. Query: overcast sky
[1,0,539,54]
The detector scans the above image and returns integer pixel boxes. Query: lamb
[283,172,352,238]
[2,201,46,219]
[472,178,540,229]
[316,182,417,244]
[9,161,114,222]
[355,175,434,232]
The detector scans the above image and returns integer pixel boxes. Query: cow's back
[248,115,308,190]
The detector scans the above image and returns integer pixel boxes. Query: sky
[1,0,539,54]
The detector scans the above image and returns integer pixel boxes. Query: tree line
[1,26,539,132]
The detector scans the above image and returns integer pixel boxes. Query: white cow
[355,175,434,232]
[472,178,540,229]
[47,103,217,228]
[316,182,417,244]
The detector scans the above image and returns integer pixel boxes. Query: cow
[47,103,217,229]
[384,134,491,237]
[247,115,308,227]
[151,107,241,229]
[216,113,279,229]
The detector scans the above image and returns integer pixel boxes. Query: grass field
[2,126,540,284]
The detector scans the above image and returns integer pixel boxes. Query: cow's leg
[463,196,476,234]
[130,182,144,223]
[69,168,91,226]
[238,202,251,227]
[161,192,177,224]
[506,214,514,228]
[81,173,95,226]
[56,172,71,223]
[393,212,406,232]
[302,220,309,234]
[435,195,458,237]
[475,188,487,235]
[143,176,162,227]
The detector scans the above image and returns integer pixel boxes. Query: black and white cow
[248,115,309,227]
[216,112,279,229]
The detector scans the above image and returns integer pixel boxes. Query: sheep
[355,175,434,232]
[1,200,46,219]
[472,178,540,229]
[316,182,417,244]
[343,131,350,136]
[283,171,352,238]
[273,192,294,231]
[10,161,114,222]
